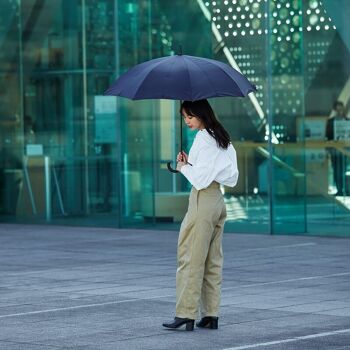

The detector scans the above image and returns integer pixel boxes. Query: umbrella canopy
[104,54,256,100]
[104,53,256,173]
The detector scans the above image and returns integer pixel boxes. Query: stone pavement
[0,224,350,350]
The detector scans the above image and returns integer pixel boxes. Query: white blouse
[180,129,239,191]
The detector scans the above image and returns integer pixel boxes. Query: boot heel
[196,316,219,329]
[186,320,194,331]
[209,319,218,329]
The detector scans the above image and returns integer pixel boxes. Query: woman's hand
[176,151,188,163]
[176,151,188,171]
[176,161,186,172]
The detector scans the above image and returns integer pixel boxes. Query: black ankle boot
[162,317,195,331]
[196,316,218,329]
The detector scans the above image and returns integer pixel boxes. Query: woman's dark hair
[181,99,231,149]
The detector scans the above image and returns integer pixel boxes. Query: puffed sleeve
[180,145,223,190]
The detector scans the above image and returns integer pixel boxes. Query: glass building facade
[0,0,349,236]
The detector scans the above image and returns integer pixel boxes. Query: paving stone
[0,224,350,350]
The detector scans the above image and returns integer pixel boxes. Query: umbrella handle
[167,162,178,173]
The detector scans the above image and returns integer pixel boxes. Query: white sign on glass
[334,120,350,140]
[94,96,117,143]
[95,96,117,114]
[303,119,326,140]
[26,144,43,156]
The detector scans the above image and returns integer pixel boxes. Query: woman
[162,99,239,331]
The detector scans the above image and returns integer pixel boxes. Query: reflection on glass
[0,0,349,236]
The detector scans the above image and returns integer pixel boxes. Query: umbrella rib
[188,59,222,98]
[202,59,249,96]
[106,57,164,97]
[183,57,194,101]
[132,58,176,99]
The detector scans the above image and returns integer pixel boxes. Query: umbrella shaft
[180,100,183,152]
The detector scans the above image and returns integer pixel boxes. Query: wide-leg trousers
[175,181,227,320]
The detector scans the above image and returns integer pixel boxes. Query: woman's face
[182,110,204,130]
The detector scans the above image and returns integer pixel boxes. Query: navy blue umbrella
[105,54,255,100]
[105,53,256,172]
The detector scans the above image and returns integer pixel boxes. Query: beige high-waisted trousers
[176,181,227,320]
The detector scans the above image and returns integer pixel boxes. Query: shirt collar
[196,128,216,146]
